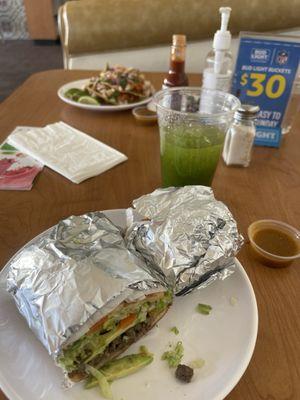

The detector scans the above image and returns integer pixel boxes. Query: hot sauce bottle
[163,34,189,88]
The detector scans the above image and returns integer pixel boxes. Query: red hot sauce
[163,34,189,88]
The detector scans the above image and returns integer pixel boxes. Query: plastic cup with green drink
[153,87,240,187]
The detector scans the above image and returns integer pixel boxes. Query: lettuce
[58,292,172,372]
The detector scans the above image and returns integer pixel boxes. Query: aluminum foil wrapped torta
[6,186,242,383]
[126,186,243,295]
[7,212,171,382]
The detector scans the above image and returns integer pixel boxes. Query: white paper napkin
[8,122,127,184]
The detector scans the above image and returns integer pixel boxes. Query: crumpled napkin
[7,122,127,184]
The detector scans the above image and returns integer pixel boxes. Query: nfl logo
[276,50,289,65]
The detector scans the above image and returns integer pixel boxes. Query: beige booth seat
[59,0,300,72]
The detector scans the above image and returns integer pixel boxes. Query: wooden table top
[0,70,299,400]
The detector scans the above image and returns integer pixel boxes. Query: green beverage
[154,87,240,188]
[160,126,225,187]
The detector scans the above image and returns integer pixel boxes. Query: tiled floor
[0,40,63,102]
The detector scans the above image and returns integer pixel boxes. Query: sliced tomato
[119,314,136,330]
[88,315,108,334]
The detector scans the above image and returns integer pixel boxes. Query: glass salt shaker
[222,104,260,167]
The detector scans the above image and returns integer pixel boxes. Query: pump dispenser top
[213,7,232,50]
[202,6,233,92]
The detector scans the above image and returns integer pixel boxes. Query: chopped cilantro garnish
[196,303,212,315]
[170,326,179,335]
[161,341,184,368]
[119,76,127,89]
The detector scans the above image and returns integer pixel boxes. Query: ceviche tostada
[64,65,154,106]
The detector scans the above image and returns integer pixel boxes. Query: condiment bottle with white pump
[202,7,233,92]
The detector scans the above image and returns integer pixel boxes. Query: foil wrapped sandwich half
[6,186,242,388]
[7,212,172,383]
[126,186,243,296]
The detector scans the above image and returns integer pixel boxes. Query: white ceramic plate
[57,79,152,111]
[0,209,258,400]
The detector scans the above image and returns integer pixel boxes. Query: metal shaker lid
[234,104,260,121]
